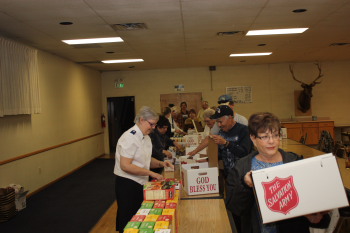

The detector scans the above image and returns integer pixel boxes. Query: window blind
[0,37,41,117]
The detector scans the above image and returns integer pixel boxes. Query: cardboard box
[165,202,177,209]
[143,181,175,201]
[154,221,169,229]
[144,214,160,222]
[140,221,156,229]
[124,221,141,230]
[179,156,196,165]
[124,229,140,233]
[162,209,177,233]
[183,135,199,147]
[139,229,154,233]
[15,190,28,211]
[154,200,166,209]
[149,208,163,215]
[181,162,219,195]
[185,146,207,155]
[136,208,151,215]
[130,215,146,222]
[157,215,172,223]
[252,153,349,224]
[140,202,154,209]
[162,209,175,217]
[8,184,28,211]
[207,138,218,168]
[154,230,171,233]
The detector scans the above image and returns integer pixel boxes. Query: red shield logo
[261,176,299,215]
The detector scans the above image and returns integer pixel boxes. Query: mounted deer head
[289,63,324,113]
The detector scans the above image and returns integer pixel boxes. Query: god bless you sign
[252,153,348,224]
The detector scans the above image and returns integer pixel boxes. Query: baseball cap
[210,105,233,119]
[217,94,233,104]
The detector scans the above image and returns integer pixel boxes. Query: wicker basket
[0,187,17,222]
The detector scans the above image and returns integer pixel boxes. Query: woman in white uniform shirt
[114,106,173,231]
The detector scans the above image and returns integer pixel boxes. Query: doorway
[107,96,135,154]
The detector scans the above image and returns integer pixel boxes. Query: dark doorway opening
[107,96,135,154]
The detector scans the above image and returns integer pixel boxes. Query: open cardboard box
[252,153,349,224]
[181,162,219,195]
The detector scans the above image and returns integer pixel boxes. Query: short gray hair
[134,106,159,123]
[202,108,215,119]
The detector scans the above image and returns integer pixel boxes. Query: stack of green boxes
[123,189,180,233]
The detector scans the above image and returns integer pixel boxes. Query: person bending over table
[225,112,330,233]
[187,94,248,157]
[187,108,215,156]
[150,115,183,174]
[114,106,174,232]
[164,106,186,137]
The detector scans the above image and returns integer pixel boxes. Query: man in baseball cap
[214,95,248,128]
[210,105,252,174]
[210,105,233,119]
[210,104,253,232]
[217,94,233,105]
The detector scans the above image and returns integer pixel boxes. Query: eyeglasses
[146,120,157,128]
[256,133,280,142]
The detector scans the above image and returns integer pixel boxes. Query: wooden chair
[299,133,308,144]
[317,130,334,153]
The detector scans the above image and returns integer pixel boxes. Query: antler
[289,64,304,84]
[289,63,324,86]
[311,62,323,86]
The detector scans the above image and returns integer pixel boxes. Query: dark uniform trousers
[115,175,144,231]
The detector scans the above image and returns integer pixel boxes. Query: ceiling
[0,0,350,71]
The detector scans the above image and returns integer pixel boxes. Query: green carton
[140,221,155,229]
[149,208,163,215]
[140,202,154,209]
[124,221,141,230]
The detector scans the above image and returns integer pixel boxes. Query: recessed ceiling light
[62,37,123,45]
[101,59,144,64]
[293,9,307,13]
[106,51,115,54]
[230,52,272,57]
[59,22,73,25]
[330,42,350,46]
[246,28,308,36]
[257,44,266,46]
[217,31,242,36]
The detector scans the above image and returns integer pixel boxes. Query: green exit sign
[115,83,124,88]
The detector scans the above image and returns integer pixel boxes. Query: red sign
[261,176,299,215]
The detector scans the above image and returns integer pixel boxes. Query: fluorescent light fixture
[246,28,308,36]
[62,37,123,45]
[230,52,272,57]
[101,59,144,64]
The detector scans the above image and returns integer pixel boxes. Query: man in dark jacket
[210,105,253,176]
[210,105,253,232]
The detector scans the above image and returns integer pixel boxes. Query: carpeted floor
[0,158,116,233]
